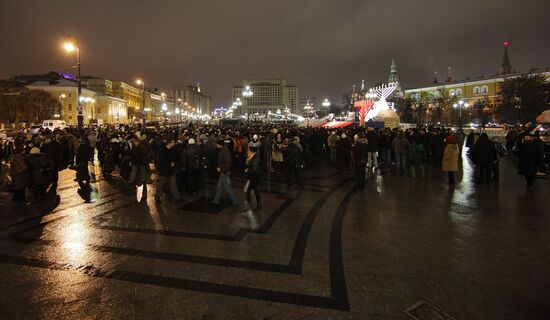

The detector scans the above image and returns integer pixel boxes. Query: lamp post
[136,79,146,128]
[453,99,469,128]
[242,85,253,121]
[63,35,82,130]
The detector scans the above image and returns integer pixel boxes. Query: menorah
[365,82,398,121]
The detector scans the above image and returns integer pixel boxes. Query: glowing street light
[136,78,146,127]
[453,99,469,128]
[322,98,331,108]
[62,34,82,129]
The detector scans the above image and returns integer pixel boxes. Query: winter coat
[182,144,198,170]
[408,142,425,166]
[472,140,494,165]
[27,154,52,185]
[40,140,62,166]
[130,143,149,166]
[157,146,177,177]
[217,146,232,174]
[392,137,410,155]
[9,153,31,190]
[246,153,261,180]
[284,143,303,168]
[517,141,538,176]
[365,131,378,152]
[442,144,459,172]
[352,139,368,166]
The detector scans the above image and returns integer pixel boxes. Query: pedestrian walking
[213,140,239,205]
[155,139,182,202]
[442,134,459,184]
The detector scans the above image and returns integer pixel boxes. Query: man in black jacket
[155,139,182,202]
[213,140,238,205]
[353,133,368,189]
[284,137,304,188]
[40,133,61,194]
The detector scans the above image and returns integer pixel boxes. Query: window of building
[68,93,72,97]
[449,89,455,96]
[473,87,480,95]
[481,86,488,94]
[68,103,72,111]
[456,89,462,97]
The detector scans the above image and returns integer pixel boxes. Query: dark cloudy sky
[1,0,549,107]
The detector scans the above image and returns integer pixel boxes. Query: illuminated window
[481,86,488,94]
[473,87,480,95]
[449,89,455,96]
[456,89,462,97]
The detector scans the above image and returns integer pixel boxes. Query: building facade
[26,79,97,126]
[232,79,299,115]
[172,84,211,115]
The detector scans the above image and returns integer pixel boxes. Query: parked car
[29,125,42,134]
[42,120,66,131]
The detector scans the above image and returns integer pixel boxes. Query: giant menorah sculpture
[366,82,398,120]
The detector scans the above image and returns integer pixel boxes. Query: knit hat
[446,135,457,144]
[30,147,41,154]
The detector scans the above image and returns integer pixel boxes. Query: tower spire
[388,58,399,84]
[500,41,511,74]
[360,79,365,92]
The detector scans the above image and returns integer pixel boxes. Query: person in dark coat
[518,134,539,189]
[40,134,61,193]
[472,133,495,183]
[155,139,182,202]
[9,146,31,203]
[129,136,150,187]
[283,137,304,188]
[75,137,93,189]
[243,146,262,211]
[181,138,203,194]
[365,127,378,170]
[213,140,238,205]
[352,133,368,189]
[408,135,425,178]
[337,133,352,170]
[27,147,52,201]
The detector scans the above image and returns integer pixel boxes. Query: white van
[42,120,66,131]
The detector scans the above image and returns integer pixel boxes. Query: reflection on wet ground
[0,152,549,319]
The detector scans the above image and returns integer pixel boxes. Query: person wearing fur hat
[442,134,459,185]
[27,147,52,201]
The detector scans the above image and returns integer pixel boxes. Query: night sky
[1,0,549,107]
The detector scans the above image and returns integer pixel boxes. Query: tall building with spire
[388,58,403,98]
[499,41,512,75]
[388,59,399,84]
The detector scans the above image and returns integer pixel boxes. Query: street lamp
[136,78,146,127]
[453,99,469,128]
[322,98,331,108]
[63,35,82,130]
[242,85,253,119]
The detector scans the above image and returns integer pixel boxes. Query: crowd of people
[0,122,547,209]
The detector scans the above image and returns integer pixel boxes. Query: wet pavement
[0,151,549,319]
